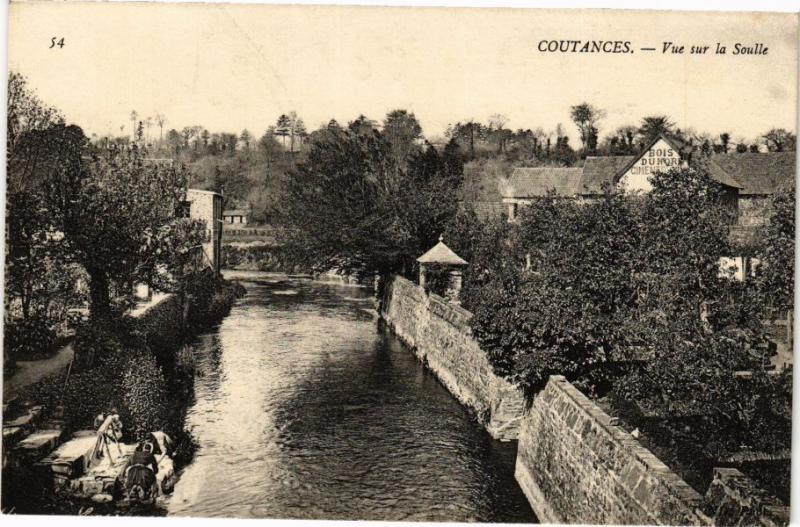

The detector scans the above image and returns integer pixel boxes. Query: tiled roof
[503,167,584,198]
[223,209,250,216]
[579,156,635,194]
[417,240,468,265]
[709,152,795,195]
[469,201,506,220]
[704,158,744,189]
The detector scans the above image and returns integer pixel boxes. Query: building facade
[223,209,250,225]
[186,188,224,273]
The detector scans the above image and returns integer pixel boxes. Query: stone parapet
[515,375,710,525]
[381,275,524,441]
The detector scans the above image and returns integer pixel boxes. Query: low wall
[381,275,524,441]
[516,376,710,525]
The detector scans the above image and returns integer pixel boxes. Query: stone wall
[381,275,524,441]
[706,468,790,527]
[515,376,710,525]
[738,196,772,228]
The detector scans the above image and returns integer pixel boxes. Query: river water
[166,271,535,522]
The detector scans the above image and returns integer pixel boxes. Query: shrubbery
[222,244,309,273]
[4,314,56,361]
[458,167,792,456]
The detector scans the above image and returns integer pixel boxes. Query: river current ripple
[166,271,536,522]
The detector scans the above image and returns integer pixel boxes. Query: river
[166,271,536,522]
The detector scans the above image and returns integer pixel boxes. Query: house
[502,134,795,234]
[223,209,250,225]
[186,188,224,273]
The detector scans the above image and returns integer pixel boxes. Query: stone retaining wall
[516,376,711,525]
[380,275,524,440]
[706,468,790,527]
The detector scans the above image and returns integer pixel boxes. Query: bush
[4,315,57,360]
[466,167,790,456]
[120,350,169,439]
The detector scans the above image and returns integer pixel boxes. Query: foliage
[383,109,423,167]
[121,350,169,439]
[466,167,790,453]
[762,128,796,152]
[570,102,605,156]
[470,192,641,394]
[638,115,678,144]
[52,147,194,319]
[442,206,518,312]
[274,123,463,276]
[4,314,57,360]
[755,182,795,316]
[5,73,84,343]
[222,243,309,273]
[147,217,210,302]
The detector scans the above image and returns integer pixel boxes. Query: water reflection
[167,272,535,522]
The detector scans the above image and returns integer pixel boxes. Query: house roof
[417,238,468,266]
[579,156,636,194]
[708,152,795,195]
[504,167,584,198]
[500,136,794,200]
[223,209,250,216]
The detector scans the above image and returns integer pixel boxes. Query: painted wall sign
[618,138,683,192]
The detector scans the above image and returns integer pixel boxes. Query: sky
[7,2,798,144]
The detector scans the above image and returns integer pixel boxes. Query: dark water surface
[167,271,536,522]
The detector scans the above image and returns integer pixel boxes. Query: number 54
[49,37,65,49]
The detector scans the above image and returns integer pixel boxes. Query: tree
[6,75,80,357]
[348,114,377,135]
[274,124,462,276]
[719,132,731,153]
[446,120,485,159]
[129,110,138,141]
[53,149,196,320]
[755,182,795,316]
[7,71,64,166]
[569,102,605,156]
[471,191,640,394]
[286,112,307,153]
[275,114,291,148]
[553,135,577,165]
[240,129,252,152]
[762,128,796,152]
[382,109,423,167]
[638,115,677,143]
[614,167,785,455]
[155,114,166,141]
[166,129,182,155]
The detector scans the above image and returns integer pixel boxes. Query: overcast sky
[8,3,798,143]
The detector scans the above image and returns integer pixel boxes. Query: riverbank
[2,277,245,514]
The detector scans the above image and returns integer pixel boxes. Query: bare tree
[129,110,138,141]
[155,114,167,141]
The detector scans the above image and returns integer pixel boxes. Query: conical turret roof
[417,236,468,266]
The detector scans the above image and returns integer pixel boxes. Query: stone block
[12,429,64,462]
